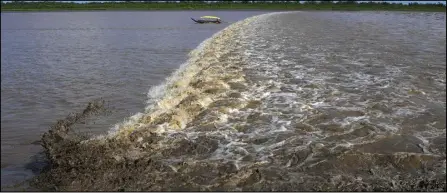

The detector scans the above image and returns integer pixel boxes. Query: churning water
[1,10,267,190]
[1,11,446,191]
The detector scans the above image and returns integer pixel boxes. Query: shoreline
[1,2,446,12]
[2,9,446,13]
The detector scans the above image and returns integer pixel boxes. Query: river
[1,10,445,191]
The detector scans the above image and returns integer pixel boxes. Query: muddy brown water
[1,11,446,191]
[0,10,268,190]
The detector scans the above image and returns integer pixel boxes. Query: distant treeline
[1,1,446,12]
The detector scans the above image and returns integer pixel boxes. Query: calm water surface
[0,10,268,190]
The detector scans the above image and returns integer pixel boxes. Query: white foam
[91,11,447,168]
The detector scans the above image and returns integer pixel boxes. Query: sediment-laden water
[5,11,447,191]
[0,10,265,190]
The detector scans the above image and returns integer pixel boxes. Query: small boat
[191,16,221,24]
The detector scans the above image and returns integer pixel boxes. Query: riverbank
[1,2,446,12]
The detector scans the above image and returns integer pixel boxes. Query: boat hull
[191,18,221,24]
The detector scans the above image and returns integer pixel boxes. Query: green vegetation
[1,1,446,12]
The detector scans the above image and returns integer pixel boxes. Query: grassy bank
[1,1,446,12]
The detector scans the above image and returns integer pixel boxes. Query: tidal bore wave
[35,12,446,191]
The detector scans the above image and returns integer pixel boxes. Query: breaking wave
[35,11,446,191]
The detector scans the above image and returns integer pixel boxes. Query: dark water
[0,10,268,190]
[1,11,446,191]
